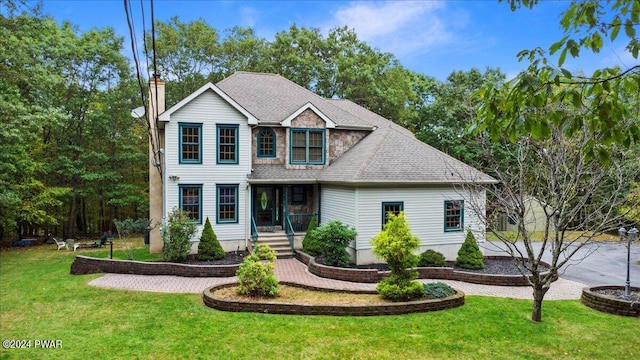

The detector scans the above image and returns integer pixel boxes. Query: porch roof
[248,165,321,184]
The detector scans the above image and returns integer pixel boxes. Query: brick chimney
[148,74,165,253]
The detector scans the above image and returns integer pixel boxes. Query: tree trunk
[531,285,548,322]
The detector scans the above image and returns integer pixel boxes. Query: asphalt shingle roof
[217,72,496,185]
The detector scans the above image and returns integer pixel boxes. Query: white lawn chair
[53,237,66,251]
[65,239,80,251]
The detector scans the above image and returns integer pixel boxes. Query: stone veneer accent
[328,129,369,162]
[203,282,465,316]
[70,255,239,277]
[252,127,286,165]
[251,110,371,169]
[581,285,640,317]
[295,251,556,286]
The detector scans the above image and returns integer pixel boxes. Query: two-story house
[147,72,496,264]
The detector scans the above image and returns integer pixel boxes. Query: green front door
[254,186,283,227]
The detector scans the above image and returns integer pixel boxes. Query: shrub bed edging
[295,251,556,286]
[70,255,239,277]
[581,285,640,317]
[203,282,465,316]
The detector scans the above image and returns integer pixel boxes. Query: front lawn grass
[1,241,638,360]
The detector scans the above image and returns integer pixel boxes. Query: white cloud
[240,6,259,28]
[326,1,452,56]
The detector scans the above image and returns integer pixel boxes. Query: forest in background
[1,0,638,242]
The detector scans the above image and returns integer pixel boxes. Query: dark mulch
[316,257,548,276]
[593,288,640,302]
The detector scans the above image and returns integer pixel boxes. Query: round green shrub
[197,217,225,261]
[455,230,484,270]
[376,274,424,301]
[312,220,357,267]
[253,244,276,262]
[423,282,456,299]
[418,249,447,267]
[236,245,279,297]
[162,208,197,262]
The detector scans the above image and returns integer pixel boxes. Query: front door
[254,186,283,227]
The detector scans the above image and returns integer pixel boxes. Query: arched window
[257,127,276,157]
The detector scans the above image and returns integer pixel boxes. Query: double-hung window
[257,127,276,158]
[444,200,464,232]
[179,123,202,164]
[179,185,202,224]
[217,184,238,224]
[217,124,239,164]
[290,128,324,165]
[382,202,404,229]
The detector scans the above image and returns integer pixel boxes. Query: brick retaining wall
[202,282,465,316]
[70,255,239,277]
[295,251,555,286]
[581,285,640,317]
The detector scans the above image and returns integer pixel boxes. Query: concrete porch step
[256,232,293,257]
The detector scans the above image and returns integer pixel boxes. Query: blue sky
[26,0,640,81]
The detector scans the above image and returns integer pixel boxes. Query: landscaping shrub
[197,217,225,261]
[312,220,357,267]
[371,212,423,301]
[376,274,425,301]
[253,243,276,261]
[236,245,279,297]
[418,249,447,267]
[423,282,456,299]
[455,230,484,270]
[162,208,197,262]
[301,215,321,256]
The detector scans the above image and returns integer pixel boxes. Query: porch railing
[250,216,258,248]
[287,213,318,233]
[284,216,295,252]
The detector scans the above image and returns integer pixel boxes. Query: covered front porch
[250,183,319,256]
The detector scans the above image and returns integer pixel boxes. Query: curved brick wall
[203,282,465,316]
[295,251,555,286]
[581,285,640,317]
[70,255,239,277]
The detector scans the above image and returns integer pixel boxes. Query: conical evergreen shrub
[455,230,484,269]
[302,214,321,256]
[197,217,225,260]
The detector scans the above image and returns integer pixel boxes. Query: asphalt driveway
[482,240,640,287]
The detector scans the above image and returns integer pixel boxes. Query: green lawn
[1,241,638,360]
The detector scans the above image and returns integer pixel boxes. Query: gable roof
[158,82,258,124]
[216,72,496,185]
[216,72,374,129]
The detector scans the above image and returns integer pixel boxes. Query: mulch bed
[592,288,640,302]
[316,257,549,276]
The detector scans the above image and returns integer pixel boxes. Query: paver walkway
[88,258,585,300]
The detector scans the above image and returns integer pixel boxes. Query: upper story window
[179,123,202,164]
[444,200,464,232]
[257,127,276,158]
[179,184,202,224]
[217,124,239,164]
[290,128,325,165]
[382,202,404,229]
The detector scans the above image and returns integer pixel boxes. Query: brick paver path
[88,258,585,300]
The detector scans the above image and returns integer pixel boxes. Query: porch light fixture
[620,226,639,296]
[168,175,180,181]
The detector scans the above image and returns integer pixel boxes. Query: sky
[17,0,640,81]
